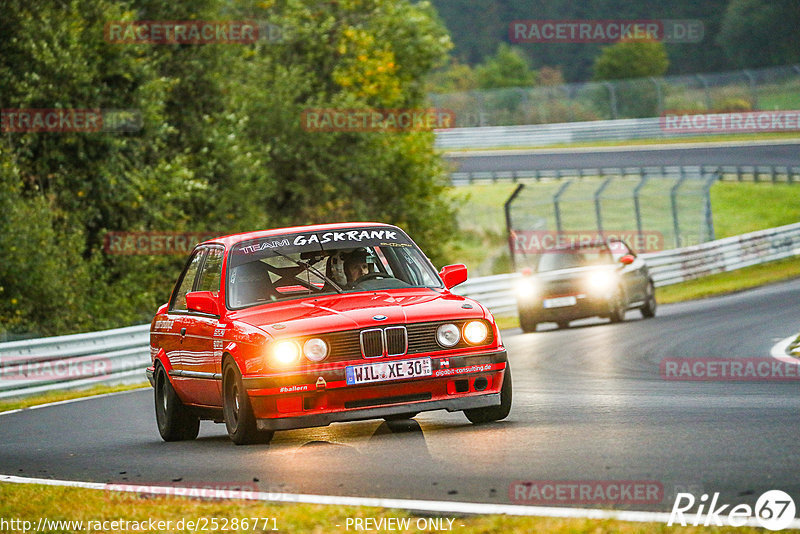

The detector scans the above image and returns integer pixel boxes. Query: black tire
[608,286,626,323]
[519,307,538,333]
[557,321,569,329]
[464,365,513,424]
[640,280,657,318]
[222,362,274,445]
[154,365,200,442]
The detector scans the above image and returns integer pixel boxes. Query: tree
[475,44,537,89]
[717,0,800,68]
[0,0,457,336]
[592,40,669,81]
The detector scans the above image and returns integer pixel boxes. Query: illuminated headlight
[586,270,617,294]
[463,320,489,345]
[515,278,539,300]
[436,323,460,347]
[303,338,328,362]
[271,340,300,366]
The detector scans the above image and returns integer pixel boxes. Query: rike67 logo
[669,490,797,530]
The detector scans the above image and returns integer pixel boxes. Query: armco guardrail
[453,221,800,315]
[0,324,150,399]
[436,118,669,150]
[2,221,799,398]
[451,165,800,186]
[435,116,800,150]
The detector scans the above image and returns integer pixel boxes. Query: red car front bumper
[242,349,507,431]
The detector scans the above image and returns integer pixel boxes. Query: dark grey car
[515,239,656,332]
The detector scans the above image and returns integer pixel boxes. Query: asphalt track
[447,141,800,173]
[2,278,799,513]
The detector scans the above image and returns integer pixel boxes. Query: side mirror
[156,303,168,315]
[619,254,635,265]
[439,264,468,289]
[186,291,220,316]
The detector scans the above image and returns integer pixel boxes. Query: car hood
[226,288,485,338]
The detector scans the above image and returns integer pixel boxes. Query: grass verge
[0,383,148,414]
[451,181,800,278]
[655,255,800,304]
[0,483,789,534]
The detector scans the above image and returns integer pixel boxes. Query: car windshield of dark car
[537,245,614,272]
[227,231,442,308]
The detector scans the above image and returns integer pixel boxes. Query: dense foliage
[0,0,455,337]
[429,0,797,81]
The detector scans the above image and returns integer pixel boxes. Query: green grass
[655,255,800,304]
[452,181,800,277]
[0,483,790,534]
[454,180,800,329]
[0,383,148,413]
[712,182,800,237]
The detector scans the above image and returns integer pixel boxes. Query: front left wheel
[223,362,274,445]
[154,364,200,442]
[464,365,513,424]
[608,286,627,323]
[640,280,657,318]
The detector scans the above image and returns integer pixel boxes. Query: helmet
[326,251,348,286]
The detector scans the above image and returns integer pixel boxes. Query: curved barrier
[2,221,799,398]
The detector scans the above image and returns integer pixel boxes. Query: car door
[162,248,206,392]
[177,245,225,407]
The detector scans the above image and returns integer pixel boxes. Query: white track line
[0,387,148,417]
[2,475,798,528]
[4,346,800,527]
[770,334,799,364]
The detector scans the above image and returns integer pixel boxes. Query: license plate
[346,358,432,386]
[543,296,577,308]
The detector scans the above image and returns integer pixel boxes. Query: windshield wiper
[270,249,343,294]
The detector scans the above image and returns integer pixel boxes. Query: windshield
[537,244,615,272]
[226,227,442,308]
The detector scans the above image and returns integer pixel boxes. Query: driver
[343,248,371,286]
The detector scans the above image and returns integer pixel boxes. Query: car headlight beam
[463,320,489,345]
[271,340,301,366]
[586,270,617,294]
[515,278,539,300]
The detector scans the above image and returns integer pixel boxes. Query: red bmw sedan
[147,222,511,445]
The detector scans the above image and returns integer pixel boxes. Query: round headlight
[303,338,328,362]
[436,323,460,347]
[272,340,300,366]
[463,320,489,345]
